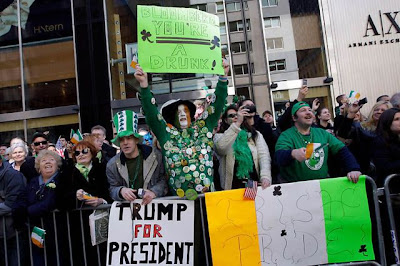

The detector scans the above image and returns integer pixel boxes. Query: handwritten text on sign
[137,5,223,74]
[107,200,194,266]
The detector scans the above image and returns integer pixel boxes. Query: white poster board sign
[107,200,194,266]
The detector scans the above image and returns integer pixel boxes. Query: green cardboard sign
[320,176,375,263]
[137,5,224,75]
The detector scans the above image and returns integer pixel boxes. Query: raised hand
[134,65,149,88]
[222,58,229,78]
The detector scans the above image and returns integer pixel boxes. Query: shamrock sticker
[210,36,220,50]
[140,30,154,43]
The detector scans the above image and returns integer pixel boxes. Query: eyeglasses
[227,113,237,118]
[33,141,48,146]
[74,148,90,156]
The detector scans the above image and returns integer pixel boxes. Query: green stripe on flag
[320,176,375,263]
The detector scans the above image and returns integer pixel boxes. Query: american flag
[243,180,258,200]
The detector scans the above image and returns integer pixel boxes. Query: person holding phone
[214,105,272,190]
[336,100,392,175]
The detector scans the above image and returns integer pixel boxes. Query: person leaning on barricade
[56,140,112,266]
[214,105,272,190]
[134,60,229,198]
[0,154,26,266]
[275,101,362,183]
[107,110,167,204]
[14,150,63,265]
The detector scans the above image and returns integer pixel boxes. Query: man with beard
[107,110,167,205]
[275,102,361,183]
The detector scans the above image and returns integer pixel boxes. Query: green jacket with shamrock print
[140,79,227,196]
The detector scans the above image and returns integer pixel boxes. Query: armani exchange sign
[349,10,400,48]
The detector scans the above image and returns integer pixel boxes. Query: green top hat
[112,110,142,146]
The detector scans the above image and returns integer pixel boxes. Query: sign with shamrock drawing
[137,5,224,75]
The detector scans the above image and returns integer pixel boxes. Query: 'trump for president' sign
[107,200,194,266]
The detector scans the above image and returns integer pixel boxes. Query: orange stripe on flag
[205,189,261,265]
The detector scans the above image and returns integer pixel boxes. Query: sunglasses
[74,148,90,156]
[227,113,237,118]
[33,141,48,146]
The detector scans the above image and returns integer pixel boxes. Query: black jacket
[372,136,400,187]
[57,160,112,210]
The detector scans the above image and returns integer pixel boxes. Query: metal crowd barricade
[384,174,400,264]
[0,176,386,266]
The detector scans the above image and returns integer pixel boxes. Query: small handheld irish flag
[349,90,361,103]
[31,226,46,248]
[70,129,83,144]
[306,143,328,159]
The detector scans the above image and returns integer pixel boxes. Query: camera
[358,97,368,106]
[244,105,256,114]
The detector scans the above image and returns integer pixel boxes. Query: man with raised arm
[134,60,229,198]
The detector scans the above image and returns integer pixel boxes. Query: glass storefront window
[0,46,23,113]
[0,121,24,146]
[21,0,77,110]
[27,114,79,144]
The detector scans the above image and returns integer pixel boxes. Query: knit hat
[291,101,310,116]
[111,110,141,146]
[160,99,196,126]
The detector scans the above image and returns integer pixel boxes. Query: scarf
[75,163,92,181]
[96,151,102,161]
[232,130,253,179]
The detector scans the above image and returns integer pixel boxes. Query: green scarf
[233,130,253,179]
[75,163,92,181]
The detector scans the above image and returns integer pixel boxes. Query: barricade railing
[0,176,386,266]
[384,174,400,265]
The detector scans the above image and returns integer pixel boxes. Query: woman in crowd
[57,140,111,266]
[373,108,400,186]
[214,105,272,190]
[336,100,392,175]
[316,107,334,135]
[16,150,63,265]
[9,142,28,171]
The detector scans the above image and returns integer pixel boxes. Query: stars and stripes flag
[243,180,258,200]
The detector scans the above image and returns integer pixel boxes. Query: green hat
[112,110,141,146]
[291,101,310,116]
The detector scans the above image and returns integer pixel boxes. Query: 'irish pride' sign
[137,5,224,75]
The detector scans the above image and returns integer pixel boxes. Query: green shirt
[126,150,144,190]
[140,80,227,195]
[275,126,345,182]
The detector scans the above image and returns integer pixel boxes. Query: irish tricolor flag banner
[206,176,374,266]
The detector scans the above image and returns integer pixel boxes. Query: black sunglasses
[227,113,237,118]
[74,148,90,156]
[33,140,48,146]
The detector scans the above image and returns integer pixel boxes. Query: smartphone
[358,97,368,106]
[302,79,308,86]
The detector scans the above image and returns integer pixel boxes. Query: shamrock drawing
[273,186,282,196]
[141,30,154,43]
[359,245,368,256]
[210,36,220,50]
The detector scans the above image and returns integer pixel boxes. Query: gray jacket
[107,144,167,201]
[0,160,26,239]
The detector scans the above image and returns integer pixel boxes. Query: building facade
[1,0,399,145]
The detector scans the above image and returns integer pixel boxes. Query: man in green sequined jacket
[134,60,229,197]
